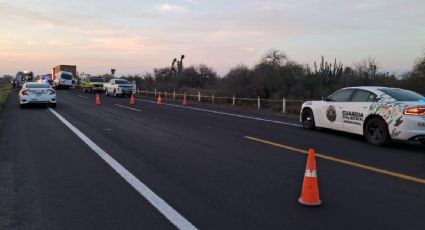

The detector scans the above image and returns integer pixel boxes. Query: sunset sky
[1,0,424,77]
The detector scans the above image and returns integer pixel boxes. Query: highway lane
[0,93,177,230]
[1,89,425,229]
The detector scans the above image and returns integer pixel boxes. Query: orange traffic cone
[95,93,101,105]
[157,95,162,105]
[299,148,322,206]
[130,94,135,105]
[182,95,187,106]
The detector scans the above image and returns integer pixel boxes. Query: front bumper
[117,89,136,95]
[91,87,104,92]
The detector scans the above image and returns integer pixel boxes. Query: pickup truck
[80,76,105,93]
[103,79,136,97]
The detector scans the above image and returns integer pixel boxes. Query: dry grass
[0,84,12,111]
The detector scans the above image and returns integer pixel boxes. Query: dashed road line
[114,104,141,112]
[245,136,425,185]
[135,98,301,127]
[48,108,197,230]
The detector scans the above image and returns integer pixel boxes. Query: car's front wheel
[51,103,56,108]
[364,117,390,146]
[301,108,316,130]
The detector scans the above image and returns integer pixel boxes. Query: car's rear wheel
[301,108,315,130]
[51,103,56,108]
[364,117,390,146]
[19,104,25,109]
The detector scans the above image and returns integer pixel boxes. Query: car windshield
[115,80,130,84]
[90,78,105,83]
[379,88,425,101]
[26,83,50,88]
[61,74,72,80]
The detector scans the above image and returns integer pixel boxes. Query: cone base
[298,198,322,206]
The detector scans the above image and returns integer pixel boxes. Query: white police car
[300,86,425,146]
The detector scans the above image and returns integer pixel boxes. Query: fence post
[154,89,157,97]
[232,94,236,106]
[137,88,140,94]
[282,98,287,113]
[198,91,201,102]
[257,96,260,110]
[212,94,215,103]
[165,91,167,98]
[173,91,176,99]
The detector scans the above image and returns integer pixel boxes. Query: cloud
[87,36,144,52]
[142,3,188,16]
[186,0,200,4]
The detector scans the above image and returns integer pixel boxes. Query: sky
[0,0,424,77]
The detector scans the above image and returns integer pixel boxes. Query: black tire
[51,103,57,108]
[301,108,316,130]
[364,117,390,146]
[19,104,25,109]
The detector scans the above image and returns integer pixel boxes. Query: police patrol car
[300,87,425,146]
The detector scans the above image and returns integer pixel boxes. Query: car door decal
[326,106,337,122]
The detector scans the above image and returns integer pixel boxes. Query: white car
[103,79,136,97]
[19,82,56,108]
[300,86,425,146]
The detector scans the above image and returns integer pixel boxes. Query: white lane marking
[48,108,197,230]
[136,98,301,127]
[114,104,141,112]
[78,95,89,99]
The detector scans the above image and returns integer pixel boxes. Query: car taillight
[403,107,425,116]
[22,90,28,95]
[49,89,55,95]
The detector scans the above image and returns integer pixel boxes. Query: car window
[378,88,425,101]
[26,83,50,88]
[61,74,72,80]
[351,90,377,102]
[328,89,355,102]
[90,78,105,83]
[115,80,130,84]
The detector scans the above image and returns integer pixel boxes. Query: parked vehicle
[19,82,56,108]
[80,76,106,93]
[54,71,74,89]
[15,71,34,89]
[300,86,425,146]
[103,79,136,97]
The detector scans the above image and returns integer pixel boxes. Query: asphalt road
[1,89,425,230]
